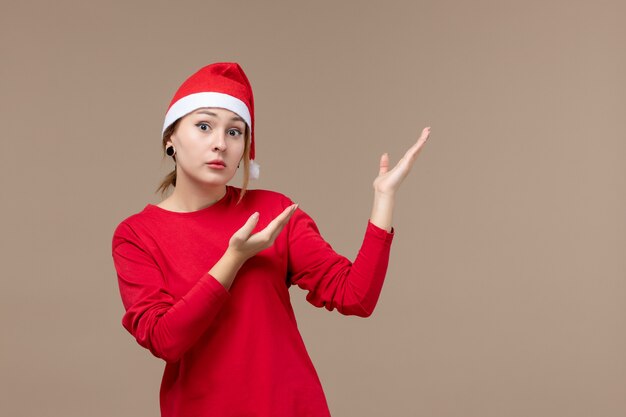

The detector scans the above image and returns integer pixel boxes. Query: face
[167,107,247,186]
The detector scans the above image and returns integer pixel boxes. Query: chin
[200,172,236,185]
[180,166,236,186]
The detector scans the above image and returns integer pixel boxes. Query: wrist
[224,247,248,267]
[370,191,395,232]
[373,190,396,205]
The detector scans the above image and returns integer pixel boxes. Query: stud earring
[166,145,175,156]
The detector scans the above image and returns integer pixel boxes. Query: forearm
[154,249,246,359]
[122,248,247,362]
[287,203,395,318]
[208,248,247,291]
[147,272,228,362]
[370,191,395,232]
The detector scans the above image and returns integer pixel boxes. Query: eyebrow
[194,110,245,123]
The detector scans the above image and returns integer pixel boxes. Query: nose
[211,130,227,152]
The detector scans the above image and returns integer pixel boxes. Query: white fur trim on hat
[162,92,252,135]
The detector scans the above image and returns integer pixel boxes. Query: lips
[206,160,226,167]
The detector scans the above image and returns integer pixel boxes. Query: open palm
[373,127,431,195]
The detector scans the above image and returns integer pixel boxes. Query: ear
[168,129,178,144]
[165,134,176,148]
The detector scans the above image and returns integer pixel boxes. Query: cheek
[232,139,246,156]
[182,133,206,151]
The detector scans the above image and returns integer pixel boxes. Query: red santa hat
[162,62,260,179]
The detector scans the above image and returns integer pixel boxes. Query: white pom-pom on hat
[249,159,260,180]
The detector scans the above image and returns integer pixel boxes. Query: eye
[196,122,210,131]
[227,128,243,137]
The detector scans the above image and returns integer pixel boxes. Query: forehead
[192,107,245,123]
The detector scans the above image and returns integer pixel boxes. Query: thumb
[379,153,390,175]
[235,212,260,240]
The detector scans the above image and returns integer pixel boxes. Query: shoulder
[111,206,154,249]
[241,187,319,230]
[238,187,294,208]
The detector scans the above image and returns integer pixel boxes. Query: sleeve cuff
[198,272,232,298]
[366,220,395,243]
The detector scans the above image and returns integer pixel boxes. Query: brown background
[1,0,625,416]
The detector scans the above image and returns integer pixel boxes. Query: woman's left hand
[373,127,431,196]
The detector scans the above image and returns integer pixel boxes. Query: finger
[270,204,298,231]
[379,153,389,175]
[382,127,431,174]
[259,204,298,241]
[403,126,432,163]
[412,127,431,150]
[234,212,260,240]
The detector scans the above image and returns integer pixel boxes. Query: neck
[168,173,228,212]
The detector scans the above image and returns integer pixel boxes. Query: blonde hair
[155,118,251,204]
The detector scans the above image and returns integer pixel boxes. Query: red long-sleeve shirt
[111,185,394,416]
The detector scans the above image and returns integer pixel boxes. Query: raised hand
[368,127,431,231]
[373,127,431,196]
[207,204,299,291]
[228,204,298,262]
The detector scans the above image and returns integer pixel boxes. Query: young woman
[111,62,430,417]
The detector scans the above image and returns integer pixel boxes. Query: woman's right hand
[227,203,299,262]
